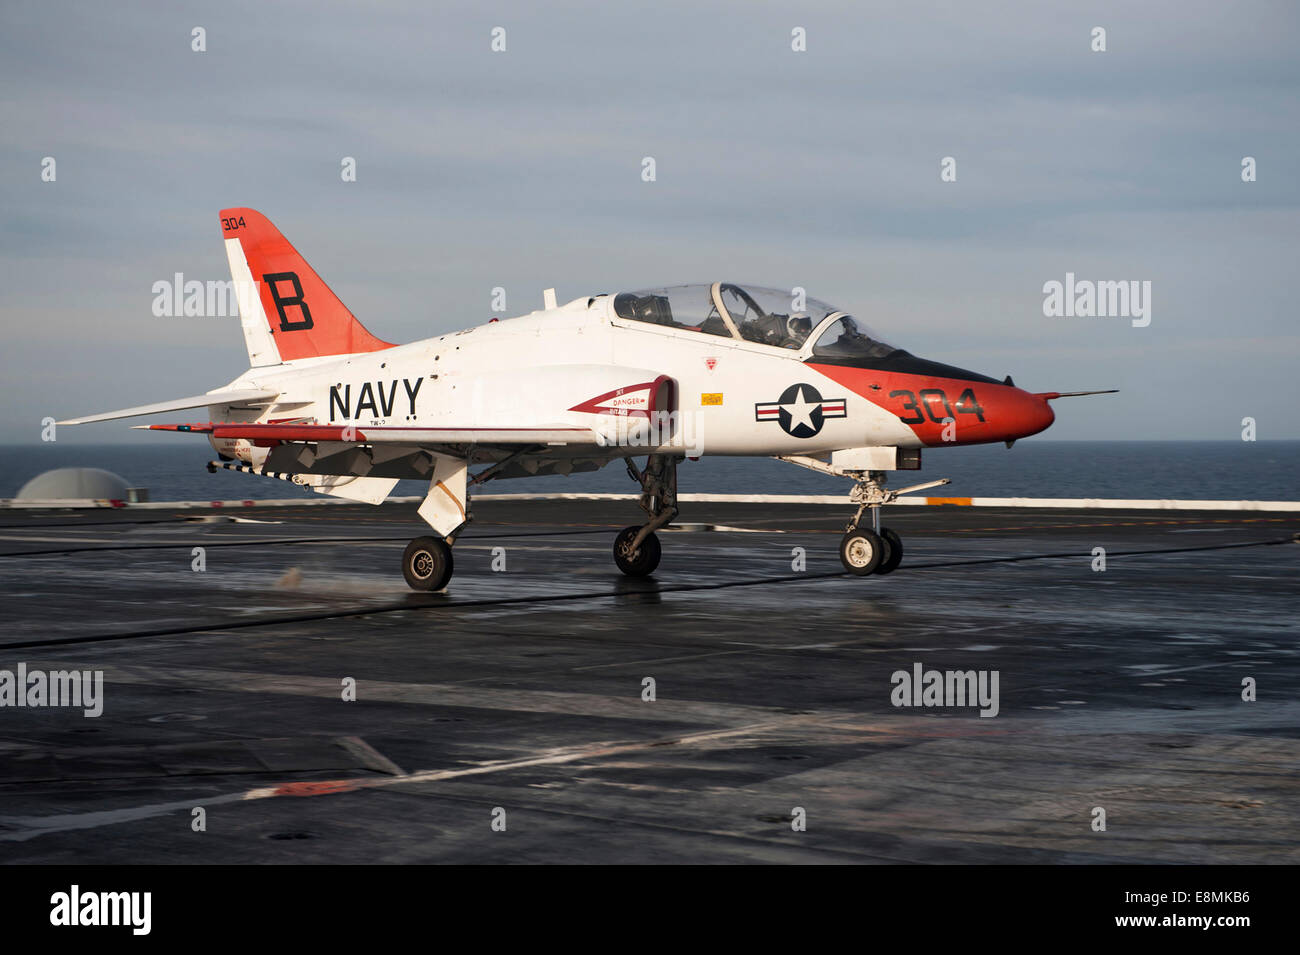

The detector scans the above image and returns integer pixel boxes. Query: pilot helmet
[787,314,812,337]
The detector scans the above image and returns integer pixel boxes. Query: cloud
[1,0,1297,441]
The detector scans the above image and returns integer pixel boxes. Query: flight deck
[0,499,1296,864]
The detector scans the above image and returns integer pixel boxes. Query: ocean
[3,441,1296,503]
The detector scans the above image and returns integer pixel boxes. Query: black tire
[614,525,662,577]
[839,528,884,576]
[402,536,454,591]
[875,527,903,575]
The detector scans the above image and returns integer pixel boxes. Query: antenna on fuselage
[543,288,557,310]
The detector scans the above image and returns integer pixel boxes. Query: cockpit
[612,283,900,359]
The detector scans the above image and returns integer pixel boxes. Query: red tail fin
[220,207,393,364]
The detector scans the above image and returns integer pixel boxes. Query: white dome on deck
[16,467,132,501]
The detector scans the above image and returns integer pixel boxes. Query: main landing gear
[401,452,474,592]
[402,536,454,591]
[614,453,679,577]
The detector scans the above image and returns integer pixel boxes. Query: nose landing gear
[840,497,906,577]
[614,453,679,577]
[878,527,904,574]
[840,527,885,575]
[839,470,938,575]
[776,455,947,578]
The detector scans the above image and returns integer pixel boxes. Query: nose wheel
[402,536,454,591]
[774,458,946,581]
[837,470,927,576]
[840,524,905,576]
[877,527,903,574]
[840,528,884,575]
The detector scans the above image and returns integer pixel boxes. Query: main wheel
[402,536,454,591]
[839,528,884,576]
[875,527,904,575]
[614,525,662,577]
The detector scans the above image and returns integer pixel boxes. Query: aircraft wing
[144,422,603,447]
[57,389,281,426]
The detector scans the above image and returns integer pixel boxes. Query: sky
[2,0,1298,443]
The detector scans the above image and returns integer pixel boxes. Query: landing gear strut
[836,473,894,576]
[775,455,949,578]
[401,453,470,592]
[839,470,921,576]
[614,454,679,576]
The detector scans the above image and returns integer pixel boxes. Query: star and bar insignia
[754,383,846,438]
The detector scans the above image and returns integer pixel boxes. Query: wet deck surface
[0,499,1296,863]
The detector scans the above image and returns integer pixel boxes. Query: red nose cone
[1002,389,1054,440]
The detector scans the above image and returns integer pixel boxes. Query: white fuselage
[209,295,920,472]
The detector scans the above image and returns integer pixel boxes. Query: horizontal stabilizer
[148,422,600,447]
[58,389,282,426]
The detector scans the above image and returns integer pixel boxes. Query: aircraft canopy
[612,283,896,355]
